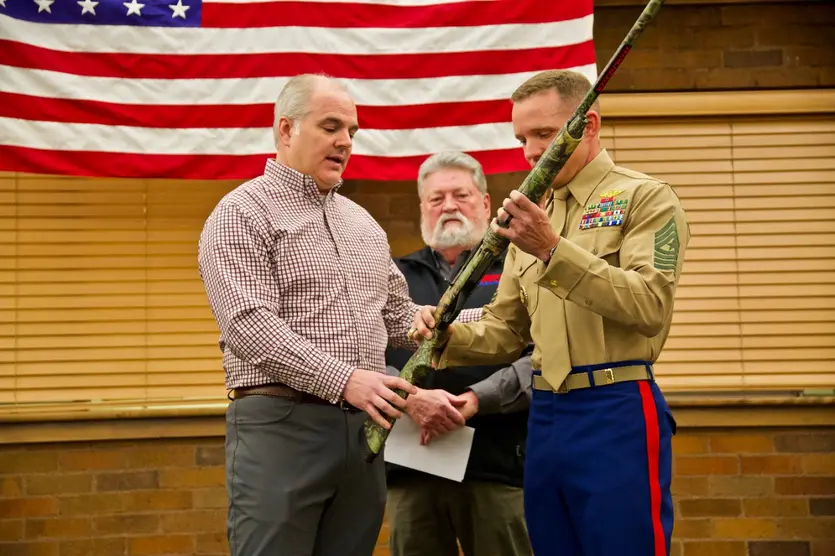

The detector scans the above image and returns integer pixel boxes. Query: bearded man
[384,151,534,556]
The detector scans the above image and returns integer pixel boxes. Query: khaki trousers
[386,474,533,556]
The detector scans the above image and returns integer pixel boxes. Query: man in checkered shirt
[198,74,432,556]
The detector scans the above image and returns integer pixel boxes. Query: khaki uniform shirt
[438,150,691,390]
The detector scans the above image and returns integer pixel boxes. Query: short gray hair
[417,151,488,197]
[273,74,348,142]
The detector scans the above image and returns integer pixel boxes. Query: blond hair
[511,70,600,114]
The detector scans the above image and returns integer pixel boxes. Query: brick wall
[594,1,834,92]
[670,430,835,556]
[1,426,832,556]
[0,440,228,556]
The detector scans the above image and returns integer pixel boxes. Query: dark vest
[386,246,528,488]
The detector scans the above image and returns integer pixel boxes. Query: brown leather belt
[533,365,652,395]
[229,383,361,412]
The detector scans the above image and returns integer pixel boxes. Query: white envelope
[383,417,475,482]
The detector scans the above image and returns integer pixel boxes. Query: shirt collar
[564,149,615,207]
[432,249,470,265]
[263,159,344,202]
[431,248,471,281]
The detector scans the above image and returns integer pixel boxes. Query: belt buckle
[338,399,353,411]
[556,380,569,394]
[601,368,615,385]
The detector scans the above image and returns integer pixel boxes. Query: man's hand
[342,369,418,429]
[452,390,479,420]
[419,390,480,445]
[492,190,559,261]
[406,388,466,440]
[409,305,437,345]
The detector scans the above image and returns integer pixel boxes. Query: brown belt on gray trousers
[228,383,361,412]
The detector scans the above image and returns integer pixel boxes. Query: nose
[441,194,458,212]
[334,129,352,149]
[524,141,545,167]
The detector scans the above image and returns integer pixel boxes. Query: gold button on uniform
[519,286,528,307]
[549,280,559,287]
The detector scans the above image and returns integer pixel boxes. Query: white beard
[421,211,487,250]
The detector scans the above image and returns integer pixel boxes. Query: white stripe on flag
[0,64,598,106]
[0,117,520,157]
[0,17,594,56]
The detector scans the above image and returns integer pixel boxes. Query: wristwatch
[542,242,559,265]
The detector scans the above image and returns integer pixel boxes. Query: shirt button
[592,247,599,255]
[585,299,592,306]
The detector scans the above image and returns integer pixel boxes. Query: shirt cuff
[437,323,475,369]
[309,356,357,404]
[467,381,500,414]
[536,239,588,298]
[456,307,482,324]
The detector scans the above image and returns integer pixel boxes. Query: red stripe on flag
[338,148,529,180]
[358,101,513,130]
[0,40,595,80]
[0,146,529,181]
[0,145,267,181]
[201,0,593,29]
[0,92,512,130]
[0,93,269,129]
[638,381,666,556]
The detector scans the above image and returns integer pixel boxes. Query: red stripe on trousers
[638,381,665,556]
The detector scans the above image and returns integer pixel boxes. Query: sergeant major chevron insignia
[654,216,680,272]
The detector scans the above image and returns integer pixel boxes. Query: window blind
[1,100,833,406]
[613,115,835,392]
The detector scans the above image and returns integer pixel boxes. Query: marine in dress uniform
[420,70,691,556]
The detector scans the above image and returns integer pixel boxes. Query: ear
[584,110,601,139]
[276,117,295,148]
[482,192,491,215]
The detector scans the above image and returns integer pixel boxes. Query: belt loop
[585,369,595,388]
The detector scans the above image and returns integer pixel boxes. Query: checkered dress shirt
[198,160,430,404]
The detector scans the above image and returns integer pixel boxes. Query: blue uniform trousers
[523,364,675,556]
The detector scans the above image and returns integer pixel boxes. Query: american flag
[0,0,596,181]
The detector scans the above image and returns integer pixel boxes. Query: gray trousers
[225,395,386,556]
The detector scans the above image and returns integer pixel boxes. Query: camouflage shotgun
[362,0,667,462]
